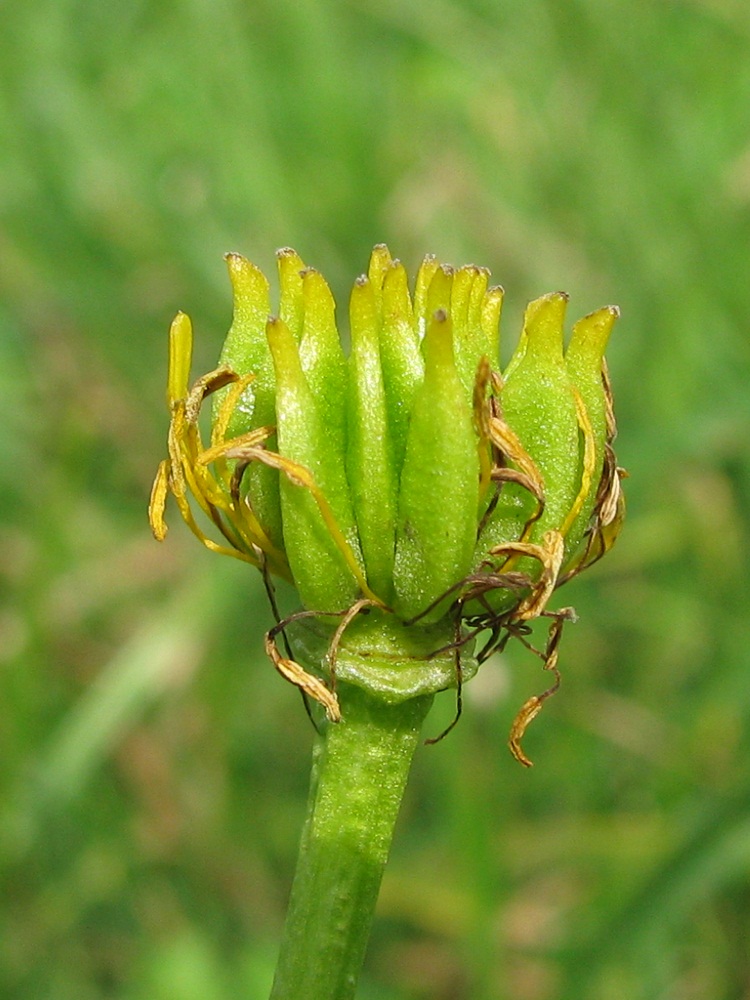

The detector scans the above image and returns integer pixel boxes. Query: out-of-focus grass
[2,1,749,997]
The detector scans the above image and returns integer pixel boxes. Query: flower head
[150,245,624,763]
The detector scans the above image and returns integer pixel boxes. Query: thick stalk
[269,681,433,1000]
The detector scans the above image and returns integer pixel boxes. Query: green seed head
[152,244,624,618]
[150,246,625,763]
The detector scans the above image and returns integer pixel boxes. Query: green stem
[269,682,434,1000]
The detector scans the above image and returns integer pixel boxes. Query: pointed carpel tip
[224,251,268,294]
[459,264,486,290]
[538,290,569,310]
[265,314,298,366]
[368,245,395,294]
[301,267,337,316]
[524,289,568,322]
[577,303,620,330]
[276,249,307,302]
[382,258,405,282]
[595,304,620,332]
[350,275,375,320]
[381,260,410,314]
[425,264,454,307]
[224,253,244,283]
[368,244,392,273]
[383,258,404,285]
[171,310,191,331]
[300,267,326,289]
[522,291,568,356]
[419,253,437,271]
[567,304,619,365]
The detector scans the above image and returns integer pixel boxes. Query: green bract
[150,245,625,763]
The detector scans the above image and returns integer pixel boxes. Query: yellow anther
[167,312,194,408]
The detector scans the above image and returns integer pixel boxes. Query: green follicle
[216,253,273,435]
[468,270,490,345]
[394,308,480,624]
[450,266,481,397]
[452,267,504,401]
[563,305,619,557]
[152,243,624,780]
[424,264,454,332]
[267,314,363,612]
[155,242,621,646]
[277,247,306,342]
[347,275,398,603]
[367,243,394,310]
[519,290,568,365]
[450,266,476,332]
[475,292,579,565]
[509,293,579,542]
[215,253,283,549]
[480,284,504,373]
[412,254,439,332]
[378,261,424,475]
[298,268,348,456]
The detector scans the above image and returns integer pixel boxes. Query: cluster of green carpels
[149,245,625,761]
[151,245,622,631]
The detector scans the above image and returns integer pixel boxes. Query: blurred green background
[2,0,750,997]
